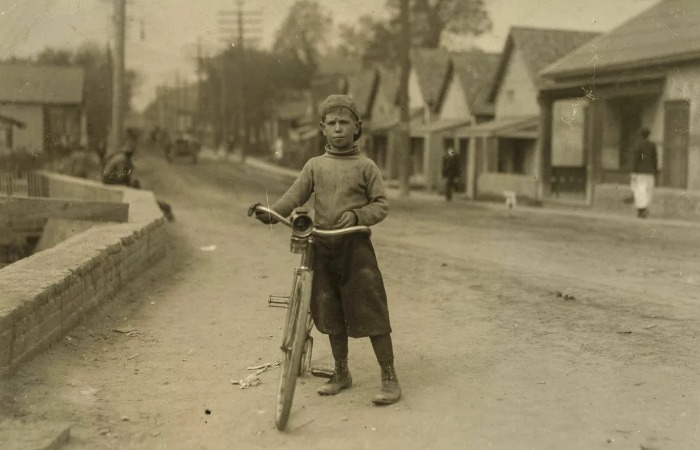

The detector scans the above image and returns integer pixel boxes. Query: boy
[252,94,401,405]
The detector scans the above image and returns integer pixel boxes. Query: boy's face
[320,108,359,150]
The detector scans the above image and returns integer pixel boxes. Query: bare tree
[339,0,491,65]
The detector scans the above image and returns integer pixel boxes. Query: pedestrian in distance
[251,94,401,406]
[630,127,658,218]
[442,146,460,201]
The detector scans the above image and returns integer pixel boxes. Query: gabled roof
[542,0,700,78]
[489,27,599,99]
[0,63,84,104]
[345,68,378,119]
[410,48,451,111]
[450,51,500,116]
[376,66,400,107]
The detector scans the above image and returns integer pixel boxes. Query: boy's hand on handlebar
[248,202,278,224]
[336,211,358,228]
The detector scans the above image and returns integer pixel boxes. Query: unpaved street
[2,148,700,450]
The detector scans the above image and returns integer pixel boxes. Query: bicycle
[248,204,371,431]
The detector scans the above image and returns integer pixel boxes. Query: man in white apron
[630,127,658,218]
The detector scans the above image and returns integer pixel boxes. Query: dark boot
[317,358,352,396]
[372,362,401,405]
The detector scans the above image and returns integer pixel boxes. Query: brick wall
[0,173,166,378]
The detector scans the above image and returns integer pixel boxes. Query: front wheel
[275,270,313,431]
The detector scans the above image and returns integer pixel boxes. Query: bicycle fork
[272,236,315,356]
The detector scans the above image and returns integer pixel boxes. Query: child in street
[251,94,401,405]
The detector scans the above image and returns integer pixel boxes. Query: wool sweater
[272,145,389,228]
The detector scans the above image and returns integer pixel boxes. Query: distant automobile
[166,133,200,164]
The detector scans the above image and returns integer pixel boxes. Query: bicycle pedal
[268,295,290,308]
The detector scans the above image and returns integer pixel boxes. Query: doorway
[662,100,689,188]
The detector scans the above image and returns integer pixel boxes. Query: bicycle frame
[249,204,370,430]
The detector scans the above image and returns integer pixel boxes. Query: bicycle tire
[275,270,313,430]
[298,333,313,377]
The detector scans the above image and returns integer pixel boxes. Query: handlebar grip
[250,205,291,227]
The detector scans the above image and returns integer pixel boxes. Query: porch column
[467,137,477,199]
[587,95,605,205]
[536,95,554,200]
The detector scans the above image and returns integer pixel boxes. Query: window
[497,139,530,175]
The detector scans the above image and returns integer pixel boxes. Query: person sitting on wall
[102,135,175,222]
[102,136,138,187]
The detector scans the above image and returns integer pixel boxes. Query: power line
[216,1,262,157]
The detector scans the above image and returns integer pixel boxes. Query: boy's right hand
[248,202,278,224]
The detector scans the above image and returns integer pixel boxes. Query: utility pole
[218,2,261,161]
[398,0,412,196]
[176,71,183,131]
[157,86,165,129]
[110,0,126,157]
[195,37,203,132]
[236,0,247,162]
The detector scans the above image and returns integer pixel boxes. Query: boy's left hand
[336,211,358,228]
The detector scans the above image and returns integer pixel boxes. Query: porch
[454,115,539,200]
[539,73,699,216]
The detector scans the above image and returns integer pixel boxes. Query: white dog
[503,190,517,209]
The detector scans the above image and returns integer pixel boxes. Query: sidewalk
[202,148,700,230]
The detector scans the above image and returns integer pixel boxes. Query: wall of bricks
[0,173,166,378]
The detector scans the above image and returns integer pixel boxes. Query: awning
[367,108,425,134]
[411,118,469,134]
[288,124,318,142]
[0,113,25,129]
[454,115,539,139]
[368,117,399,133]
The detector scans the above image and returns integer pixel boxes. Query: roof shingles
[0,63,84,104]
[410,48,451,110]
[450,51,500,116]
[509,27,600,82]
[542,0,700,77]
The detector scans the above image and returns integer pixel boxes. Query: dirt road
[2,149,699,449]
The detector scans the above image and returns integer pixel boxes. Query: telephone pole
[398,0,412,196]
[110,0,126,156]
[218,2,261,161]
[236,1,247,161]
[195,37,203,131]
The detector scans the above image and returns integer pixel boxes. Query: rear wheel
[275,270,313,430]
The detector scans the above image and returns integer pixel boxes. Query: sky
[0,0,660,111]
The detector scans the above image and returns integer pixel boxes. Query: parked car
[166,133,200,164]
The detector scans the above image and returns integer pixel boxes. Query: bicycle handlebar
[249,205,371,237]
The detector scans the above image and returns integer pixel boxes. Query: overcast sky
[0,0,659,110]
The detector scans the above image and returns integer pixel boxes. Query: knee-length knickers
[310,233,391,338]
